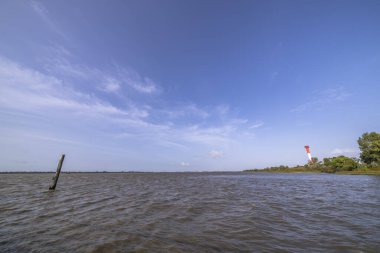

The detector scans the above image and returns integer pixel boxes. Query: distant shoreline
[1,170,380,175]
[244,168,380,175]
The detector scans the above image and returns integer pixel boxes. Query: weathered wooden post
[49,154,65,190]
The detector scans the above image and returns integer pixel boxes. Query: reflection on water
[1,172,379,252]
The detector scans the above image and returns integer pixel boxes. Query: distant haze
[0,0,379,171]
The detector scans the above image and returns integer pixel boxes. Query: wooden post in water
[49,154,65,190]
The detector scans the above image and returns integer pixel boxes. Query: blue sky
[0,0,379,171]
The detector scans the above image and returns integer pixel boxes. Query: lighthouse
[304,145,313,163]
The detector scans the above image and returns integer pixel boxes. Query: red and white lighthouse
[304,145,312,163]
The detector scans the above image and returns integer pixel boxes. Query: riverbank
[244,167,380,175]
[336,168,380,175]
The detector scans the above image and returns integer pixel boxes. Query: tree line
[246,132,380,173]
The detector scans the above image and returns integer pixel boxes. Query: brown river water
[1,172,379,252]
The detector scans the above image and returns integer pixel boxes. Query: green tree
[357,132,380,166]
[323,156,358,172]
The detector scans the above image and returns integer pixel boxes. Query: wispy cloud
[0,57,144,118]
[291,87,350,113]
[183,125,235,146]
[30,0,69,40]
[161,104,209,119]
[44,56,99,80]
[209,150,224,158]
[98,77,121,93]
[331,148,358,156]
[180,162,190,167]
[0,54,262,171]
[250,121,264,129]
[115,65,158,94]
[216,104,230,117]
[30,1,48,19]
[42,47,158,96]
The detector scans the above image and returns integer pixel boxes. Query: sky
[0,0,379,171]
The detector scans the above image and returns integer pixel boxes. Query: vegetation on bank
[245,132,380,175]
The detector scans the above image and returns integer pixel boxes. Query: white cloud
[291,87,350,113]
[99,77,121,93]
[30,1,47,15]
[30,1,69,40]
[44,57,99,80]
[209,150,224,158]
[130,77,157,94]
[0,57,143,118]
[43,49,158,96]
[180,162,190,167]
[185,104,209,118]
[331,148,358,156]
[0,55,263,171]
[161,104,209,119]
[183,125,234,146]
[250,122,264,129]
[115,65,158,94]
[216,104,230,116]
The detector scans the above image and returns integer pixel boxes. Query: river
[1,172,379,252]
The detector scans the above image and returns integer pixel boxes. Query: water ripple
[1,172,379,252]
